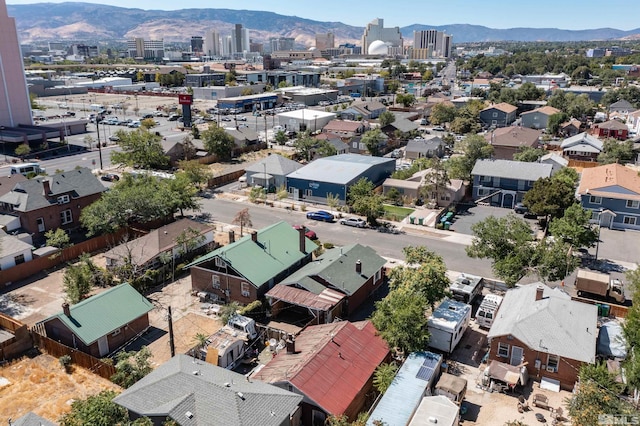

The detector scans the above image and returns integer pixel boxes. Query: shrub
[59,355,72,373]
[323,242,335,249]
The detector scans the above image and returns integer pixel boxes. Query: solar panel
[415,354,440,381]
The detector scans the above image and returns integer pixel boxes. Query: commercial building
[361,18,403,55]
[204,30,221,57]
[315,32,335,51]
[413,30,453,58]
[231,23,250,54]
[269,37,295,52]
[190,36,203,53]
[127,38,165,61]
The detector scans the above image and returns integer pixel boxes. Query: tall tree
[390,246,450,308]
[379,111,396,127]
[396,93,416,107]
[598,139,635,165]
[201,123,235,161]
[110,346,153,388]
[232,208,252,236]
[523,171,578,220]
[63,263,93,304]
[445,134,494,181]
[59,390,129,426]
[430,103,457,126]
[373,363,399,394]
[315,140,337,158]
[177,160,213,188]
[111,129,169,169]
[549,204,598,249]
[513,146,546,162]
[293,132,316,162]
[547,112,568,135]
[419,158,450,204]
[361,128,385,156]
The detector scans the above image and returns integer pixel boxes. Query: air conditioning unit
[241,291,250,297]
[546,366,556,373]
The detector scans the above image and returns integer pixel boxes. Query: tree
[45,228,71,248]
[63,262,93,304]
[110,129,169,169]
[315,140,337,158]
[449,116,480,135]
[391,246,451,308]
[192,332,209,359]
[430,103,457,126]
[547,112,568,135]
[347,178,384,225]
[110,346,153,388]
[177,160,212,188]
[140,118,157,129]
[59,390,129,426]
[373,362,398,394]
[513,146,545,162]
[293,132,316,161]
[445,134,494,181]
[549,204,598,248]
[419,159,450,205]
[233,208,252,236]
[379,111,396,127]
[361,128,384,156]
[14,143,31,159]
[201,123,235,161]
[385,187,402,206]
[533,238,580,283]
[396,93,416,107]
[598,139,635,164]
[523,169,578,220]
[326,192,340,214]
[275,130,287,145]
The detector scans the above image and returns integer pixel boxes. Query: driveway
[449,204,539,236]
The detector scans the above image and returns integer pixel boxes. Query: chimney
[42,180,51,196]
[286,335,296,354]
[251,231,258,243]
[228,230,235,243]
[355,260,362,274]
[62,303,71,317]
[535,286,544,301]
[297,227,306,253]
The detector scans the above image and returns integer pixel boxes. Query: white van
[10,163,45,176]
[476,294,503,329]
[227,314,257,340]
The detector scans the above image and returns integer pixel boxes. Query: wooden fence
[207,169,246,189]
[30,332,116,380]
[571,296,629,319]
[0,312,24,333]
[568,159,599,169]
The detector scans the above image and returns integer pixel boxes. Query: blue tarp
[597,321,627,359]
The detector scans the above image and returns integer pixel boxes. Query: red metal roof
[252,321,389,415]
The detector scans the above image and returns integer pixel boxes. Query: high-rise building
[413,30,452,58]
[127,38,165,61]
[315,33,335,51]
[0,0,32,127]
[69,44,99,58]
[361,18,402,55]
[221,35,233,57]
[191,36,203,53]
[269,37,295,52]
[230,24,250,54]
[249,41,264,54]
[204,30,221,57]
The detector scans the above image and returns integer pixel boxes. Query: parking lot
[449,204,539,237]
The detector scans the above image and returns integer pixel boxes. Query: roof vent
[236,392,245,400]
[185,411,194,419]
[192,370,200,375]
[224,382,231,387]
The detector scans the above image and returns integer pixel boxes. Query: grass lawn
[383,205,414,221]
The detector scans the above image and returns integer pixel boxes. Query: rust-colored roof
[482,102,517,114]
[521,106,560,116]
[266,284,345,311]
[578,163,640,201]
[252,321,389,415]
[596,120,628,130]
[561,118,582,129]
[485,126,542,148]
[323,120,363,132]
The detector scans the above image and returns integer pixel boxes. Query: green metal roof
[48,283,154,345]
[282,244,386,296]
[187,221,317,287]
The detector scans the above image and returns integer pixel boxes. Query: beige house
[383,169,465,207]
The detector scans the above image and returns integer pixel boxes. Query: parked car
[339,217,366,228]
[514,202,528,214]
[237,116,247,121]
[432,126,446,132]
[306,210,334,222]
[293,225,317,240]
[101,173,120,182]
[109,135,120,142]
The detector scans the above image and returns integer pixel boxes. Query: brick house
[487,284,597,390]
[0,167,106,242]
[592,120,629,140]
[38,283,154,357]
[188,221,317,304]
[479,102,517,128]
[485,126,543,160]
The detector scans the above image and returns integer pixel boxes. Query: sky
[5,0,639,31]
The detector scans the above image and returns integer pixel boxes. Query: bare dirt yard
[0,354,121,423]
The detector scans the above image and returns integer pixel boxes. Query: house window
[212,275,221,289]
[305,189,313,197]
[111,328,121,337]
[623,216,637,226]
[14,254,25,265]
[626,200,639,209]
[375,269,382,283]
[498,342,509,358]
[36,217,45,232]
[214,257,226,268]
[288,187,295,194]
[492,112,498,118]
[589,196,602,205]
[547,354,559,373]
[591,210,600,221]
[57,194,70,204]
[60,209,73,225]
[477,188,491,196]
[241,282,250,297]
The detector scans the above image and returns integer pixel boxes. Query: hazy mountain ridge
[8,3,640,44]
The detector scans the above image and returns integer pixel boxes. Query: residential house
[161,138,185,165]
[104,218,215,282]
[560,132,603,161]
[471,159,553,208]
[0,168,106,241]
[404,136,445,161]
[520,106,560,130]
[340,100,386,120]
[485,126,543,160]
[314,134,350,155]
[39,283,154,357]
[188,221,317,304]
[383,170,465,207]
[252,320,390,425]
[592,120,629,141]
[559,118,582,137]
[609,99,634,115]
[244,154,303,189]
[577,163,640,230]
[0,229,34,270]
[628,110,640,136]
[225,127,259,147]
[479,103,517,128]
[269,243,386,319]
[488,284,597,390]
[322,120,366,138]
[380,118,419,141]
[12,412,56,426]
[539,153,568,174]
[407,396,459,426]
[114,354,303,426]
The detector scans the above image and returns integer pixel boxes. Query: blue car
[306,210,334,222]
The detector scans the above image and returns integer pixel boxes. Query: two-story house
[488,284,597,390]
[0,168,106,241]
[471,159,553,208]
[188,221,317,304]
[560,132,603,161]
[485,126,543,160]
[559,118,582,137]
[577,163,640,230]
[608,99,634,115]
[520,106,560,130]
[404,136,445,161]
[479,102,517,128]
[340,100,386,121]
[322,120,367,138]
[592,120,629,141]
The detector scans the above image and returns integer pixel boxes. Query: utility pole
[95,118,104,170]
[168,306,175,357]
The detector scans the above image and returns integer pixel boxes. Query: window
[626,200,639,209]
[305,189,313,197]
[241,282,250,297]
[57,194,70,204]
[492,112,498,118]
[14,254,25,265]
[623,216,637,226]
[36,217,45,232]
[212,275,221,289]
[375,269,382,282]
[547,354,559,373]
[288,187,295,194]
[589,196,602,205]
[60,209,73,225]
[214,257,226,268]
[478,188,491,196]
[111,328,121,337]
[498,342,509,358]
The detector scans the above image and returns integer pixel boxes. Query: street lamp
[594,208,604,261]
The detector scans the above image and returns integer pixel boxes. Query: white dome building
[368,40,389,55]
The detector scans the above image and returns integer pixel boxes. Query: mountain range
[7,3,640,45]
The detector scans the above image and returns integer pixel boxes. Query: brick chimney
[42,180,51,196]
[535,286,544,301]
[62,303,71,317]
[286,335,296,354]
[356,260,362,274]
[297,227,306,253]
[251,231,258,243]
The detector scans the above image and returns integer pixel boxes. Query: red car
[293,225,317,240]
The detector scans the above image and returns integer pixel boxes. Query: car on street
[237,116,247,121]
[108,135,120,142]
[339,217,366,228]
[101,173,120,182]
[432,126,445,132]
[306,210,334,222]
[221,117,232,121]
[514,202,528,214]
[293,225,317,240]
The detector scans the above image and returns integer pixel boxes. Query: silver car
[339,217,366,228]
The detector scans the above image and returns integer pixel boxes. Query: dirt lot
[0,354,121,423]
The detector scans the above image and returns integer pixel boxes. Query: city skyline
[6,0,640,31]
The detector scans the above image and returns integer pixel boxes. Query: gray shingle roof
[0,230,34,257]
[113,355,303,426]
[244,154,303,176]
[560,132,603,152]
[488,284,597,363]
[405,136,444,154]
[286,154,394,185]
[471,159,553,181]
[12,412,56,426]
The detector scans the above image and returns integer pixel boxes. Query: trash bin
[418,217,424,226]
[444,221,451,230]
[601,304,610,317]
[595,303,602,316]
[410,216,415,224]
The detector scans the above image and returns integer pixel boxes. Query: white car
[339,217,366,228]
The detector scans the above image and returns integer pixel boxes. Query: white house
[0,230,34,270]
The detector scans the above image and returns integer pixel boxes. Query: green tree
[373,362,399,394]
[533,238,580,283]
[177,160,212,188]
[275,130,287,145]
[379,111,396,127]
[598,139,635,164]
[63,262,93,304]
[293,132,316,162]
[419,158,450,204]
[391,246,451,308]
[315,140,337,158]
[110,346,153,388]
[449,116,480,135]
[523,170,578,220]
[567,370,634,425]
[45,228,71,248]
[352,193,385,226]
[14,143,31,159]
[140,118,157,129]
[445,134,494,181]
[396,93,416,107]
[549,204,598,249]
[111,129,169,169]
[430,103,457,126]
[326,192,340,214]
[547,112,568,135]
[201,123,235,161]
[513,146,546,162]
[361,128,385,156]
[385,187,402,206]
[192,332,209,359]
[59,390,128,426]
